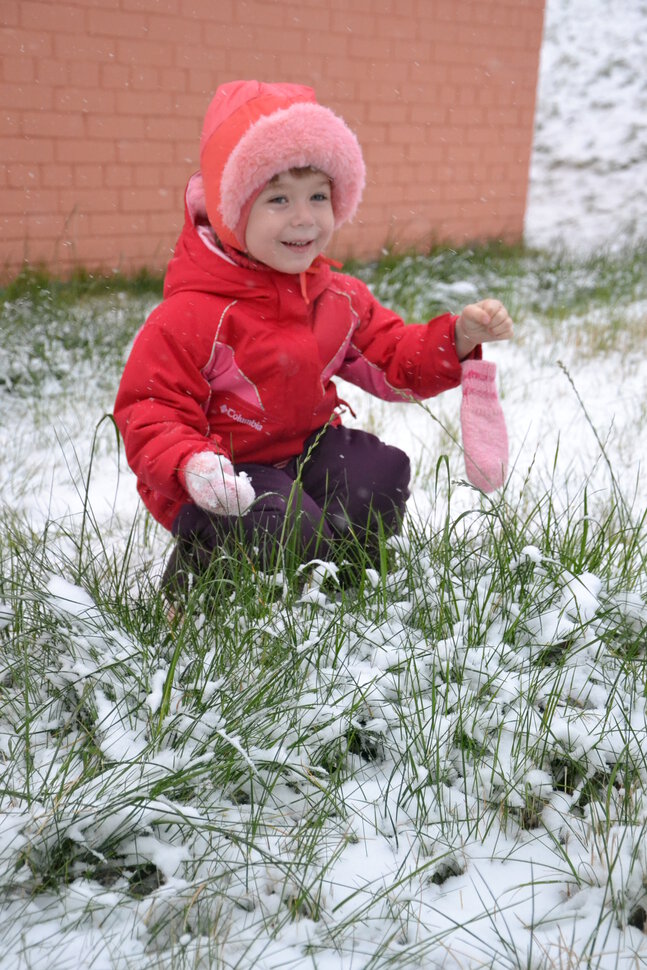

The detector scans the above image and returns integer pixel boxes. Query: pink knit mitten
[183,452,255,515]
[460,360,508,492]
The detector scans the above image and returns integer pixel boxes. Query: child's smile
[245,169,335,274]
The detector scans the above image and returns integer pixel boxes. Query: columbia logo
[220,403,263,432]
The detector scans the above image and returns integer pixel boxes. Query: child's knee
[366,441,411,512]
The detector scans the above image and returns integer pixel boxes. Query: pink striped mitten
[460,359,508,492]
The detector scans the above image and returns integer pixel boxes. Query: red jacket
[114,178,475,530]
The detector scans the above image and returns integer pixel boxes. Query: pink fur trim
[219,102,365,234]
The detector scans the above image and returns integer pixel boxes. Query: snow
[2,1,647,968]
[524,0,647,252]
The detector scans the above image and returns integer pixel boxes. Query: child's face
[245,169,334,273]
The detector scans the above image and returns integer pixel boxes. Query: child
[114,80,512,596]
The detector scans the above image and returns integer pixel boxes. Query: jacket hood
[163,173,334,304]
[199,79,365,250]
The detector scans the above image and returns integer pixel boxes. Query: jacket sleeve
[335,276,480,401]
[113,302,224,504]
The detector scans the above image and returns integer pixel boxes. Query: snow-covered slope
[525,0,647,251]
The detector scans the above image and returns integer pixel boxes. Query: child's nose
[291,200,315,225]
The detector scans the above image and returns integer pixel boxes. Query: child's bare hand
[455,299,513,359]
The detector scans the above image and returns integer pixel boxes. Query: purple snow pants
[165,425,410,590]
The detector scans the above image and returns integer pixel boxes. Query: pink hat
[200,80,366,250]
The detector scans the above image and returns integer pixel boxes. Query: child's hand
[183,452,255,516]
[455,299,513,360]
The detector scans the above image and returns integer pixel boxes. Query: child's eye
[312,192,330,202]
[267,195,288,205]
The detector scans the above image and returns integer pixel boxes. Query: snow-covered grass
[1,240,647,968]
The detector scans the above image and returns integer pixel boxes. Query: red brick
[162,165,195,190]
[117,38,175,67]
[6,162,37,188]
[432,40,472,66]
[87,8,147,36]
[200,21,248,52]
[0,82,53,112]
[115,89,174,117]
[129,65,161,90]
[238,0,288,25]
[407,143,445,164]
[2,53,36,83]
[174,143,199,168]
[280,54,325,80]
[54,33,117,60]
[56,139,117,164]
[243,25,307,54]
[321,77,358,102]
[186,67,212,96]
[90,212,147,236]
[36,58,69,85]
[83,0,120,8]
[486,106,523,127]
[23,211,68,238]
[478,143,512,166]
[41,164,75,188]
[21,2,85,31]
[447,105,487,128]
[363,58,409,83]
[356,124,388,145]
[58,186,119,213]
[100,63,130,89]
[283,4,331,30]
[126,0,178,12]
[332,0,389,11]
[86,116,144,140]
[367,103,407,124]
[148,210,183,235]
[3,185,60,212]
[176,48,219,77]
[410,105,448,126]
[75,165,104,188]
[331,11,375,35]
[501,125,534,147]
[348,36,393,60]
[1,1,20,25]
[376,15,416,39]
[0,27,48,57]
[144,117,197,143]
[146,11,202,43]
[225,48,278,76]
[0,111,22,136]
[69,60,101,88]
[2,134,55,163]
[388,123,427,145]
[55,87,116,116]
[23,111,84,139]
[162,66,188,92]
[104,166,133,188]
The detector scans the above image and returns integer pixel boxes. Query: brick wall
[0,0,545,280]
